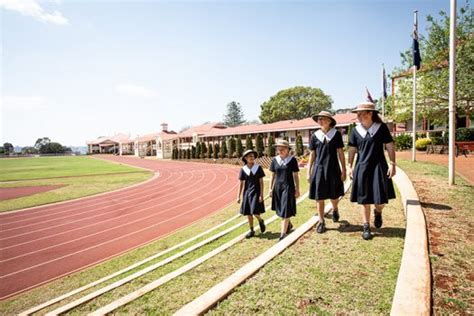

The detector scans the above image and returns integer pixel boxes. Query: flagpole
[412,10,418,162]
[448,0,457,185]
[382,64,385,120]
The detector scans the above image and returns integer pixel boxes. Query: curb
[390,166,431,315]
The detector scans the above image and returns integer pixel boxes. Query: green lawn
[0,156,152,212]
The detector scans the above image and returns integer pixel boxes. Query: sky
[1,0,458,146]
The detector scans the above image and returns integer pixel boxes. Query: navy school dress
[270,155,300,218]
[309,128,345,200]
[349,122,396,205]
[239,164,266,215]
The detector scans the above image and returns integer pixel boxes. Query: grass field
[0,156,152,212]
[397,159,474,315]
[0,167,406,315]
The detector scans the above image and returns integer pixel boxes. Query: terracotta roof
[87,133,132,145]
[135,131,177,143]
[178,122,227,138]
[200,113,357,137]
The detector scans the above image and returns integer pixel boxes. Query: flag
[366,87,374,103]
[382,65,388,99]
[412,20,422,70]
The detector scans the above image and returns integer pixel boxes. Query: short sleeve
[308,134,316,150]
[290,157,300,172]
[348,130,358,147]
[257,166,265,178]
[334,131,344,149]
[238,169,245,180]
[380,124,394,144]
[269,159,276,172]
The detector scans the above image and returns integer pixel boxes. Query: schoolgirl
[307,111,346,233]
[237,149,266,238]
[269,139,300,241]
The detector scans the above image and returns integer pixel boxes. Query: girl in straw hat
[269,139,300,241]
[347,102,396,240]
[307,111,346,234]
[237,149,266,238]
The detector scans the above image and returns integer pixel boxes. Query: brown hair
[371,112,383,124]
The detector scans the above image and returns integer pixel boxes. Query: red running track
[0,156,238,300]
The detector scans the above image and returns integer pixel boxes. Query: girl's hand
[341,170,347,182]
[236,198,241,204]
[348,166,353,179]
[268,189,273,196]
[259,195,264,203]
[295,189,300,198]
[387,165,396,178]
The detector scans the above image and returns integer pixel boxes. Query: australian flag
[412,23,422,70]
[382,65,388,99]
[366,87,374,103]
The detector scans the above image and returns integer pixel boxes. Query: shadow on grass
[420,201,453,211]
[257,231,282,240]
[333,220,406,238]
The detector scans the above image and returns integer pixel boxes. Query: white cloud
[1,95,48,111]
[115,83,157,98]
[0,0,69,25]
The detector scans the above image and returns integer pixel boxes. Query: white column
[448,0,457,185]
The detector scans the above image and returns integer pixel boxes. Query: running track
[0,156,238,300]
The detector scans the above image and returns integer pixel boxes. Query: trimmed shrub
[213,143,219,159]
[191,146,196,159]
[208,143,213,158]
[256,134,264,157]
[415,138,432,151]
[266,135,276,157]
[228,137,236,158]
[245,135,254,150]
[236,137,243,157]
[201,142,207,158]
[296,134,304,156]
[457,127,474,141]
[220,140,228,158]
[394,134,412,150]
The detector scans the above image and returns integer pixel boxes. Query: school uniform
[239,164,266,215]
[270,155,300,218]
[348,122,396,205]
[309,128,345,200]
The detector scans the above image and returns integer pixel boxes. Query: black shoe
[287,221,293,233]
[279,233,287,241]
[332,209,340,222]
[362,223,373,240]
[373,210,383,228]
[245,230,255,239]
[258,220,266,233]
[316,221,326,234]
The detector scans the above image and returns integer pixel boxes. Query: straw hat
[274,139,290,148]
[312,111,336,127]
[352,102,379,113]
[242,149,258,164]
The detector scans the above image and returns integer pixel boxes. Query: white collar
[355,122,381,138]
[315,128,337,143]
[275,155,293,166]
[242,164,260,176]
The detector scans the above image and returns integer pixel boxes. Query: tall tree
[201,142,207,159]
[196,142,202,159]
[208,143,213,158]
[236,137,244,157]
[223,101,246,127]
[220,140,228,158]
[228,137,236,158]
[213,143,219,159]
[296,134,304,156]
[259,86,333,123]
[3,143,14,154]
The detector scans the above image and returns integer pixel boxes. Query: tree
[0,147,4,155]
[223,101,245,127]
[220,140,228,158]
[236,137,244,157]
[296,134,304,156]
[21,146,38,154]
[392,4,473,125]
[245,135,254,150]
[259,86,333,123]
[39,142,65,154]
[208,143,214,158]
[256,134,264,157]
[186,148,191,159]
[191,145,196,159]
[266,135,276,156]
[228,137,236,158]
[3,143,14,154]
[34,137,51,150]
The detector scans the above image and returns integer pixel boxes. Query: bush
[256,134,264,157]
[201,142,207,158]
[228,137,236,158]
[394,134,412,150]
[213,143,219,159]
[236,137,243,157]
[267,135,276,157]
[431,136,444,145]
[415,138,432,151]
[457,127,474,141]
[208,143,213,158]
[296,134,304,156]
[245,135,254,150]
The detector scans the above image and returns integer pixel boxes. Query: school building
[86,113,358,158]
